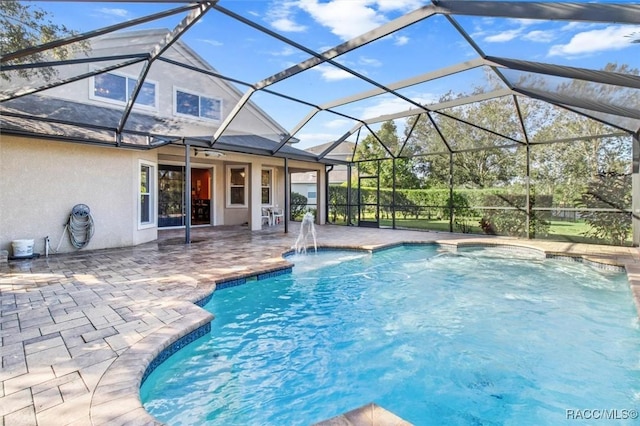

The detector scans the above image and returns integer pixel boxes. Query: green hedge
[328,184,553,237]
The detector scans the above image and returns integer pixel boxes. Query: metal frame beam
[117,2,213,135]
[486,56,640,89]
[1,57,146,101]
[358,88,512,125]
[514,87,640,121]
[0,4,199,63]
[209,2,439,145]
[319,58,486,110]
[435,1,640,24]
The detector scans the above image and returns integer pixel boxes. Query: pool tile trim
[140,322,211,384]
[90,304,213,425]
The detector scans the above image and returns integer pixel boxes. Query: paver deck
[1,224,639,425]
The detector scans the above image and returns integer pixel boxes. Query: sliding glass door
[158,165,185,227]
[158,165,213,228]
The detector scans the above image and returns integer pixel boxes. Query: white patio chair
[261,208,272,226]
[271,207,284,225]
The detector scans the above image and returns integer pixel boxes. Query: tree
[353,120,420,189]
[406,89,521,189]
[1,1,88,81]
[290,192,308,221]
[577,172,631,245]
[522,63,636,208]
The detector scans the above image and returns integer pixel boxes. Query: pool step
[313,402,413,426]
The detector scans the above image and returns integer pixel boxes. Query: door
[158,165,185,227]
[191,168,212,225]
[358,175,379,228]
[158,165,213,228]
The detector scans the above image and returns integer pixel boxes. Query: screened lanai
[1,1,639,247]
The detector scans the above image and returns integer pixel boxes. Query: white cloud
[271,46,298,57]
[394,35,410,46]
[507,18,539,27]
[198,39,223,47]
[297,132,344,147]
[360,94,438,120]
[484,29,522,43]
[325,118,351,129]
[95,8,130,18]
[560,22,598,32]
[549,25,639,57]
[298,0,387,40]
[267,0,307,33]
[359,56,382,67]
[272,18,307,32]
[312,63,355,81]
[523,30,555,43]
[376,0,426,12]
[293,0,424,43]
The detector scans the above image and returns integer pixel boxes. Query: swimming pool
[140,245,640,425]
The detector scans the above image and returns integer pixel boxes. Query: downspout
[326,165,334,224]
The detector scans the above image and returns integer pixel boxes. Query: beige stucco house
[0,30,331,256]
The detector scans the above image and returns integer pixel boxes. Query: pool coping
[89,239,640,425]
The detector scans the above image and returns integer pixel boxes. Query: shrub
[577,172,631,245]
[479,194,551,238]
[290,192,308,221]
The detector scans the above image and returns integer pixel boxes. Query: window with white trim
[227,165,247,207]
[175,88,222,120]
[92,72,157,108]
[139,161,156,227]
[261,168,273,205]
[308,190,317,199]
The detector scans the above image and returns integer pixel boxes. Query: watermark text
[566,409,638,420]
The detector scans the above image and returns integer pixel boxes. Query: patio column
[250,159,263,231]
[185,142,192,244]
[317,166,326,225]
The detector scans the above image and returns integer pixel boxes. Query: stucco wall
[0,135,157,256]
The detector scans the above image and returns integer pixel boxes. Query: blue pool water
[140,245,640,425]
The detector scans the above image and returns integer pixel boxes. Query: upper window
[175,88,222,121]
[227,165,247,208]
[139,160,156,228]
[261,168,273,205]
[93,72,157,108]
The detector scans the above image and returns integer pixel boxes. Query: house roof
[1,1,639,162]
[1,94,325,163]
[306,141,356,161]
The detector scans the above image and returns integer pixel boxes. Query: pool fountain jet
[294,212,317,254]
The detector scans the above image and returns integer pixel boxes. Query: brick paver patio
[2,224,639,425]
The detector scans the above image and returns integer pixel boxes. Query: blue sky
[31,1,640,148]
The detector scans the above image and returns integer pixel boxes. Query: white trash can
[12,239,34,258]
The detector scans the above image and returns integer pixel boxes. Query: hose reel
[55,204,95,251]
